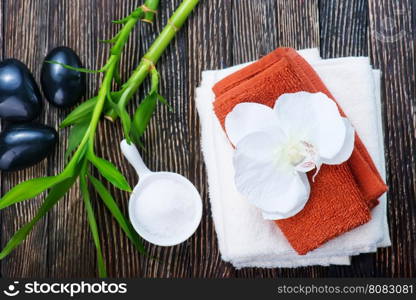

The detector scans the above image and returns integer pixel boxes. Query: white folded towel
[195,48,391,268]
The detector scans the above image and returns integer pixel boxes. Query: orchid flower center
[274,139,318,172]
[287,143,306,165]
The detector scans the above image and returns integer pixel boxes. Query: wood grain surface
[0,0,415,278]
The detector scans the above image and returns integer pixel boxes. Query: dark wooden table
[0,0,415,278]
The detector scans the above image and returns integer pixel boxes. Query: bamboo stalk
[142,0,160,23]
[105,0,199,121]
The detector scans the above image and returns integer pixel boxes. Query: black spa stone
[0,123,58,171]
[41,46,86,108]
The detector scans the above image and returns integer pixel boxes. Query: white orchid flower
[225,91,355,220]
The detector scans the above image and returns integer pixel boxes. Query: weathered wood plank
[276,0,320,49]
[319,0,369,58]
[231,0,279,65]
[1,0,50,277]
[186,0,233,278]
[368,0,416,277]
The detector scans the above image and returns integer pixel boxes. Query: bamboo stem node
[141,19,153,24]
[168,20,180,32]
[142,57,156,70]
[140,4,157,14]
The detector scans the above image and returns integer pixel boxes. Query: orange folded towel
[213,47,387,254]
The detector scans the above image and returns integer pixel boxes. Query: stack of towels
[195,48,391,268]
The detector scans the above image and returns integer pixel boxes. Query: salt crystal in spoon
[120,140,203,246]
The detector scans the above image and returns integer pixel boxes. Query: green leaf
[112,6,144,24]
[61,97,97,128]
[112,16,130,24]
[114,60,122,86]
[0,176,76,259]
[114,70,122,86]
[46,60,103,74]
[80,173,107,278]
[61,92,120,128]
[131,92,158,143]
[99,32,120,44]
[150,69,159,89]
[65,122,90,160]
[157,93,173,111]
[88,154,132,192]
[0,174,69,210]
[89,175,146,254]
[106,92,119,112]
[119,107,133,143]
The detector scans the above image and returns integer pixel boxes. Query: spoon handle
[120,139,151,177]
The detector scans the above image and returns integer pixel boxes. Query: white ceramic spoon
[120,140,202,246]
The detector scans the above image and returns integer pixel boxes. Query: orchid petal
[233,145,310,219]
[225,103,279,146]
[261,173,310,220]
[274,92,346,160]
[234,128,287,163]
[322,118,355,165]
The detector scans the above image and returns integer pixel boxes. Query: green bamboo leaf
[112,16,130,24]
[61,92,120,128]
[0,174,69,210]
[114,60,122,86]
[99,32,120,44]
[131,92,158,143]
[112,5,143,24]
[114,70,122,86]
[76,145,89,165]
[103,93,120,121]
[46,60,103,74]
[106,92,119,111]
[89,175,146,254]
[0,176,76,259]
[61,97,97,128]
[119,107,132,143]
[157,93,173,111]
[65,121,90,160]
[80,173,107,278]
[150,69,159,88]
[88,154,132,192]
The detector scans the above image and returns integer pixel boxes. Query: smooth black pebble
[0,123,58,171]
[0,59,42,122]
[41,46,86,108]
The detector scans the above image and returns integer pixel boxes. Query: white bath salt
[135,177,197,239]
